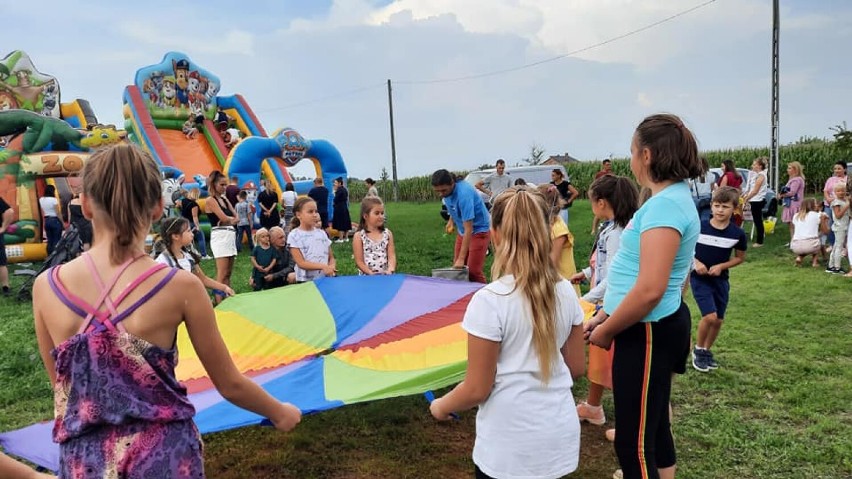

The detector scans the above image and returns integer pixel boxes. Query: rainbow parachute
[0,275,484,472]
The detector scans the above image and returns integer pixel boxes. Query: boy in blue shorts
[691,186,747,372]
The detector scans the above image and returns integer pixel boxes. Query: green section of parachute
[216,282,336,350]
[322,355,465,404]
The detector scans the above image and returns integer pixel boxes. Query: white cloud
[783,12,836,31]
[361,0,772,68]
[637,92,653,107]
[1,0,850,180]
[118,22,256,56]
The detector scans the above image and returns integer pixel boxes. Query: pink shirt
[824,176,847,206]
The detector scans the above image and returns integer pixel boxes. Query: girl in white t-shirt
[154,217,235,297]
[287,197,336,282]
[430,186,585,479]
[790,198,829,267]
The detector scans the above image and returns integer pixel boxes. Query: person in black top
[67,190,93,250]
[550,168,579,226]
[180,187,208,258]
[0,196,12,295]
[205,171,238,303]
[308,177,330,231]
[257,185,280,230]
[331,177,351,242]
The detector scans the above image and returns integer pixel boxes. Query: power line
[395,0,718,85]
[255,82,386,112]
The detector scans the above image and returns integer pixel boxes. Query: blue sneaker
[705,349,719,369]
[692,347,709,373]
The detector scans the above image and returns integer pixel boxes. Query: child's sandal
[795,257,802,267]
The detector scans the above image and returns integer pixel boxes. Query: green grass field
[0,201,850,478]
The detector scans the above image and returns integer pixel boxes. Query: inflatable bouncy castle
[122,52,347,220]
[0,50,123,262]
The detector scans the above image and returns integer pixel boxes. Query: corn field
[348,142,845,202]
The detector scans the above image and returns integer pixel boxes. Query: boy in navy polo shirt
[691,186,747,372]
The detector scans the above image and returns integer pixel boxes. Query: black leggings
[750,200,766,244]
[475,465,495,479]
[612,303,691,479]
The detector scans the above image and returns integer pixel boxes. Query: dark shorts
[690,274,730,319]
[0,231,6,266]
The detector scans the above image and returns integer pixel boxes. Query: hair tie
[676,122,685,130]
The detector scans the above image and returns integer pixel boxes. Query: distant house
[543,153,580,166]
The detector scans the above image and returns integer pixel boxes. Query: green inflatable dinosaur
[0,109,84,153]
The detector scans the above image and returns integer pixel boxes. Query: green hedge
[347,143,845,202]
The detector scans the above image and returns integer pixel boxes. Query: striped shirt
[694,220,747,279]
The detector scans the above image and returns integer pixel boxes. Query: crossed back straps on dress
[47,253,178,335]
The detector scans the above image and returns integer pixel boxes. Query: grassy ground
[0,201,850,478]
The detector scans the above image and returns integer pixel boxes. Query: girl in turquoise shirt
[585,114,703,479]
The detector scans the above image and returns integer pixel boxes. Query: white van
[439,165,569,221]
[464,164,567,189]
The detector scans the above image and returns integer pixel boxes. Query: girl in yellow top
[539,184,581,297]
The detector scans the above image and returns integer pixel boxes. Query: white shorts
[790,237,820,256]
[210,227,237,258]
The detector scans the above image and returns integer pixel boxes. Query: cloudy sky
[2,0,849,179]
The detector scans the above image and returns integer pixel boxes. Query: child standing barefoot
[353,197,396,275]
[431,186,586,479]
[287,197,336,281]
[32,144,300,478]
[251,228,277,291]
[585,114,703,479]
[569,175,639,432]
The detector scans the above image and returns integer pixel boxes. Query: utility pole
[770,0,780,189]
[387,79,399,201]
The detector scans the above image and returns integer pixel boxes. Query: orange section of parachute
[334,300,595,373]
[174,310,325,382]
[332,323,467,372]
[158,128,221,181]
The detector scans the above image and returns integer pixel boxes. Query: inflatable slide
[0,50,123,262]
[122,52,347,220]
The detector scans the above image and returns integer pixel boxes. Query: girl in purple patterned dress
[353,197,396,275]
[32,144,301,479]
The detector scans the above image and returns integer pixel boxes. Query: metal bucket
[432,267,469,282]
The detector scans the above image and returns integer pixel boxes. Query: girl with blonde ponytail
[431,186,586,479]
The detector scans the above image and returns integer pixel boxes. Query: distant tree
[477,163,493,170]
[527,143,546,165]
[830,122,852,155]
[794,135,827,145]
[380,167,390,183]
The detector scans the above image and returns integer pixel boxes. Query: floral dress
[358,229,390,274]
